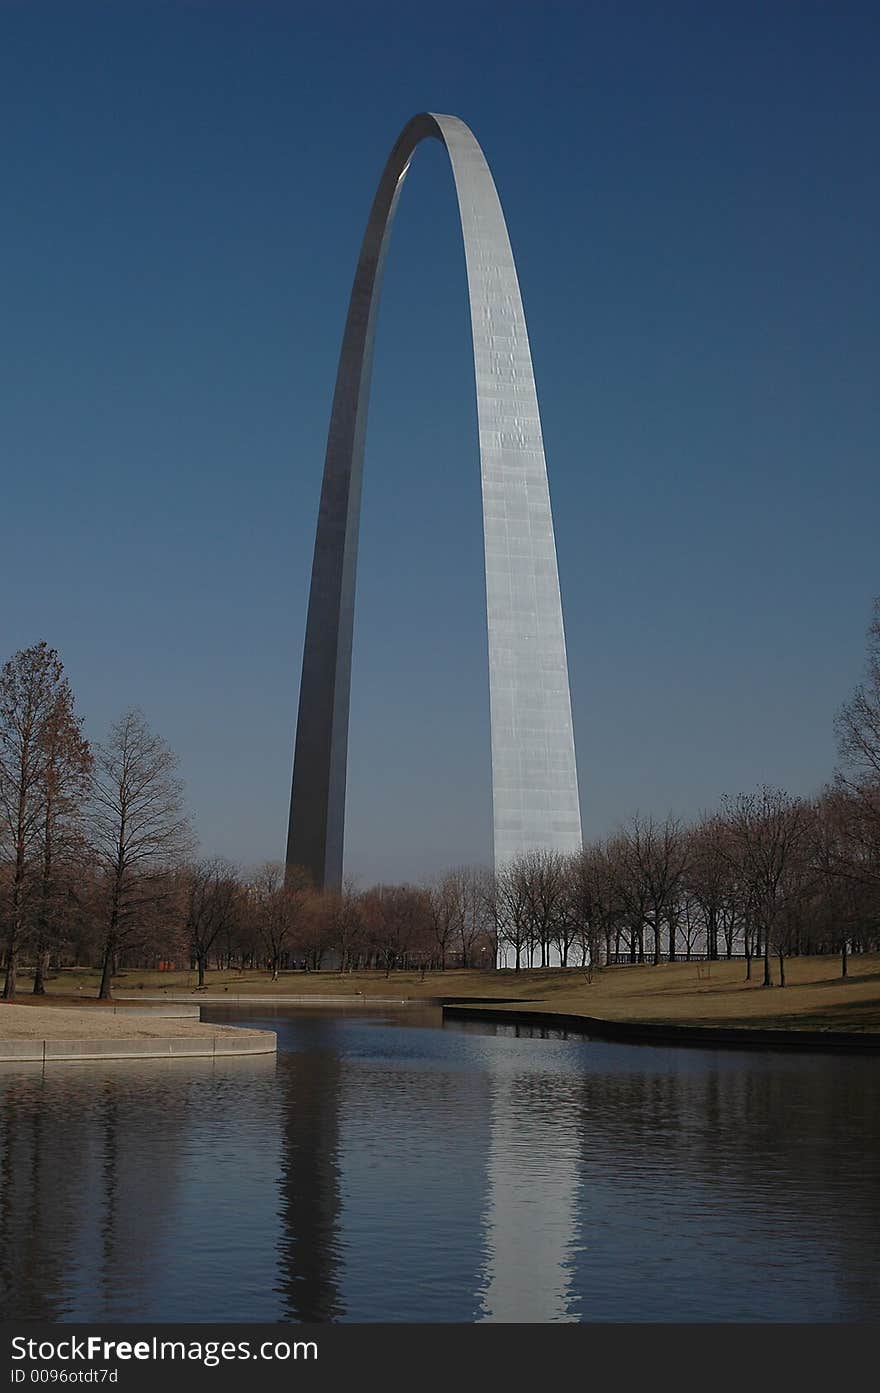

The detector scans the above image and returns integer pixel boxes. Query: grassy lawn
[14,953,880,1033]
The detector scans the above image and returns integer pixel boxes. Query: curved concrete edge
[0,1031,277,1063]
[109,1004,201,1018]
[78,1004,201,1018]
[18,1003,201,1018]
[120,993,418,1006]
[441,1005,880,1054]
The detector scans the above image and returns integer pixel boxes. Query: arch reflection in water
[275,1018,344,1321]
[478,1063,582,1321]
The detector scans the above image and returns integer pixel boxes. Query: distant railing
[605,952,747,965]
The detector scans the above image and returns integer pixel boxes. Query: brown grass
[16,954,880,1034]
[0,1003,269,1043]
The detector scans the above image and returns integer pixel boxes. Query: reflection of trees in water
[0,1071,90,1320]
[68,1070,190,1319]
[568,1052,880,1319]
[2,1036,345,1323]
[275,1025,343,1322]
[0,1063,189,1321]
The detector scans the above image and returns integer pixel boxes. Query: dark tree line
[492,790,876,983]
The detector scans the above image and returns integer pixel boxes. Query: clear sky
[3,1,878,883]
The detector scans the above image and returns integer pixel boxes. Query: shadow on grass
[679,995,880,1033]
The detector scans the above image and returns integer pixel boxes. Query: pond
[2,1005,878,1322]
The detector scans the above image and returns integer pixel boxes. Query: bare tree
[722,788,814,987]
[325,881,365,971]
[428,874,461,971]
[832,601,880,907]
[30,684,93,993]
[293,890,340,971]
[618,815,689,964]
[814,787,880,977]
[493,858,530,970]
[605,830,650,962]
[183,858,242,987]
[250,862,312,978]
[1,643,88,999]
[562,847,607,976]
[514,849,569,965]
[836,598,880,785]
[446,866,495,969]
[686,814,735,961]
[90,709,192,998]
[359,883,431,975]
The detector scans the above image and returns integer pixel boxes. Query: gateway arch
[287,113,581,889]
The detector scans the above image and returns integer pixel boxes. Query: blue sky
[3,1,878,881]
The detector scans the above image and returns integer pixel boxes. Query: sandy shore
[0,1003,270,1044]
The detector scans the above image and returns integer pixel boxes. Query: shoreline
[439,1003,880,1053]
[137,991,880,1053]
[113,988,880,1054]
[7,956,878,1057]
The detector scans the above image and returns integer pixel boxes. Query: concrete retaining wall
[110,1004,200,1018]
[441,1005,880,1053]
[120,993,415,1006]
[0,1031,276,1063]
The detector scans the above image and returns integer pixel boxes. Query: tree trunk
[32,947,49,995]
[762,934,772,987]
[197,955,206,988]
[99,942,114,999]
[841,938,848,979]
[3,952,17,1000]
[777,950,786,988]
[3,869,25,1001]
[101,866,123,1000]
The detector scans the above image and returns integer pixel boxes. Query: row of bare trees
[7,855,496,989]
[0,637,499,991]
[2,599,878,991]
[52,787,874,992]
[490,600,880,983]
[493,790,878,984]
[175,864,496,983]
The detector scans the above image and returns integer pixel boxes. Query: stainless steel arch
[286,112,582,889]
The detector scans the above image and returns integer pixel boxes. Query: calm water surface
[1,1005,879,1322]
